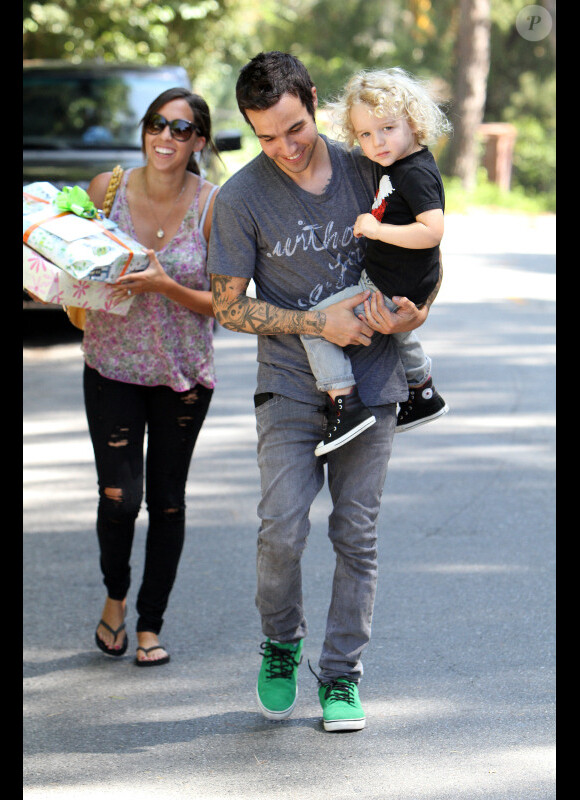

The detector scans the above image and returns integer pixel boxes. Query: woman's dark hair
[140,87,221,174]
[236,51,316,126]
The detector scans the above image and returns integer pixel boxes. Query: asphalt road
[23,212,555,800]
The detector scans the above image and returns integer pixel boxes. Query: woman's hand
[111,249,170,302]
[359,292,429,334]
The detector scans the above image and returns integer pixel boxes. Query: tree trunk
[446,0,491,190]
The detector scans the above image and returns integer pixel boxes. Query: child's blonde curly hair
[326,67,452,147]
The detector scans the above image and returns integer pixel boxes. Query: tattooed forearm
[221,299,325,335]
[211,274,326,336]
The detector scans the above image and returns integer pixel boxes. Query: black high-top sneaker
[315,388,376,456]
[396,377,449,433]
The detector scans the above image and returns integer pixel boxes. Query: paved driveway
[23,212,555,799]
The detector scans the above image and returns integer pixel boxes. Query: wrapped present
[23,182,149,282]
[23,244,135,315]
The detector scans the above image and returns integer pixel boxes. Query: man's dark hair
[236,51,316,125]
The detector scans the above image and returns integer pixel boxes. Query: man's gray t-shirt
[208,135,408,407]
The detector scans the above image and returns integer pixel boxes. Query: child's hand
[353,213,380,240]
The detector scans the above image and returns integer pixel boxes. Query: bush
[443,169,555,214]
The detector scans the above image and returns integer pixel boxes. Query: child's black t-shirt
[364,147,444,305]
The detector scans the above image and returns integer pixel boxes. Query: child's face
[350,103,420,167]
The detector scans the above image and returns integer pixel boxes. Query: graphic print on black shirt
[371,174,394,222]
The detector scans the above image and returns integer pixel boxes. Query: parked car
[23,60,241,186]
[23,60,241,308]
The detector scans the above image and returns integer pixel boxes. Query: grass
[443,172,555,215]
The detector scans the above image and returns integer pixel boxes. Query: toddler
[301,68,452,456]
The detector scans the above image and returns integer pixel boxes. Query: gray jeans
[301,269,431,392]
[254,393,396,682]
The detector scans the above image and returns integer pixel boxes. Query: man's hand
[360,292,428,334]
[321,291,375,346]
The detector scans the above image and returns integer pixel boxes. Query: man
[208,52,437,732]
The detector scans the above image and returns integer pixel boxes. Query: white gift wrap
[23,244,135,315]
[23,182,149,282]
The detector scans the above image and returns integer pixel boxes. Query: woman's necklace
[144,175,187,239]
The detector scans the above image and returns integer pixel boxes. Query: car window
[23,70,189,150]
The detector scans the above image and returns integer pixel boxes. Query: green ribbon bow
[55,185,97,219]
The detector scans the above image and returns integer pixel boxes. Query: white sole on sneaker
[395,403,449,434]
[315,415,376,456]
[323,717,366,732]
[256,685,297,720]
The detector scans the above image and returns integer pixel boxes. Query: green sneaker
[318,678,366,731]
[256,638,303,720]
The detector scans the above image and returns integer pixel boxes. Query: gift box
[23,182,149,282]
[23,244,135,315]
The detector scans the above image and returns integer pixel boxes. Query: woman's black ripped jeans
[84,364,213,634]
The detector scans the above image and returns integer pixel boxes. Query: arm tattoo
[211,274,326,336]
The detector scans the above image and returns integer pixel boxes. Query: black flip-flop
[134,645,171,667]
[95,619,128,657]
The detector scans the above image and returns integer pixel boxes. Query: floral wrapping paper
[23,244,135,315]
[23,181,149,282]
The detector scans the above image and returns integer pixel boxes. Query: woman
[85,88,219,666]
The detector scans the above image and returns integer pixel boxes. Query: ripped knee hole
[108,427,130,448]
[181,390,199,405]
[104,487,123,502]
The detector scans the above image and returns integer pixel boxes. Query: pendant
[156,228,165,239]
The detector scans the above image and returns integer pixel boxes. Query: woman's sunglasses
[144,113,201,142]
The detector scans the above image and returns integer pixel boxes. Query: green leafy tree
[484,0,555,202]
[442,0,491,190]
[23,1,228,70]
[23,0,555,203]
